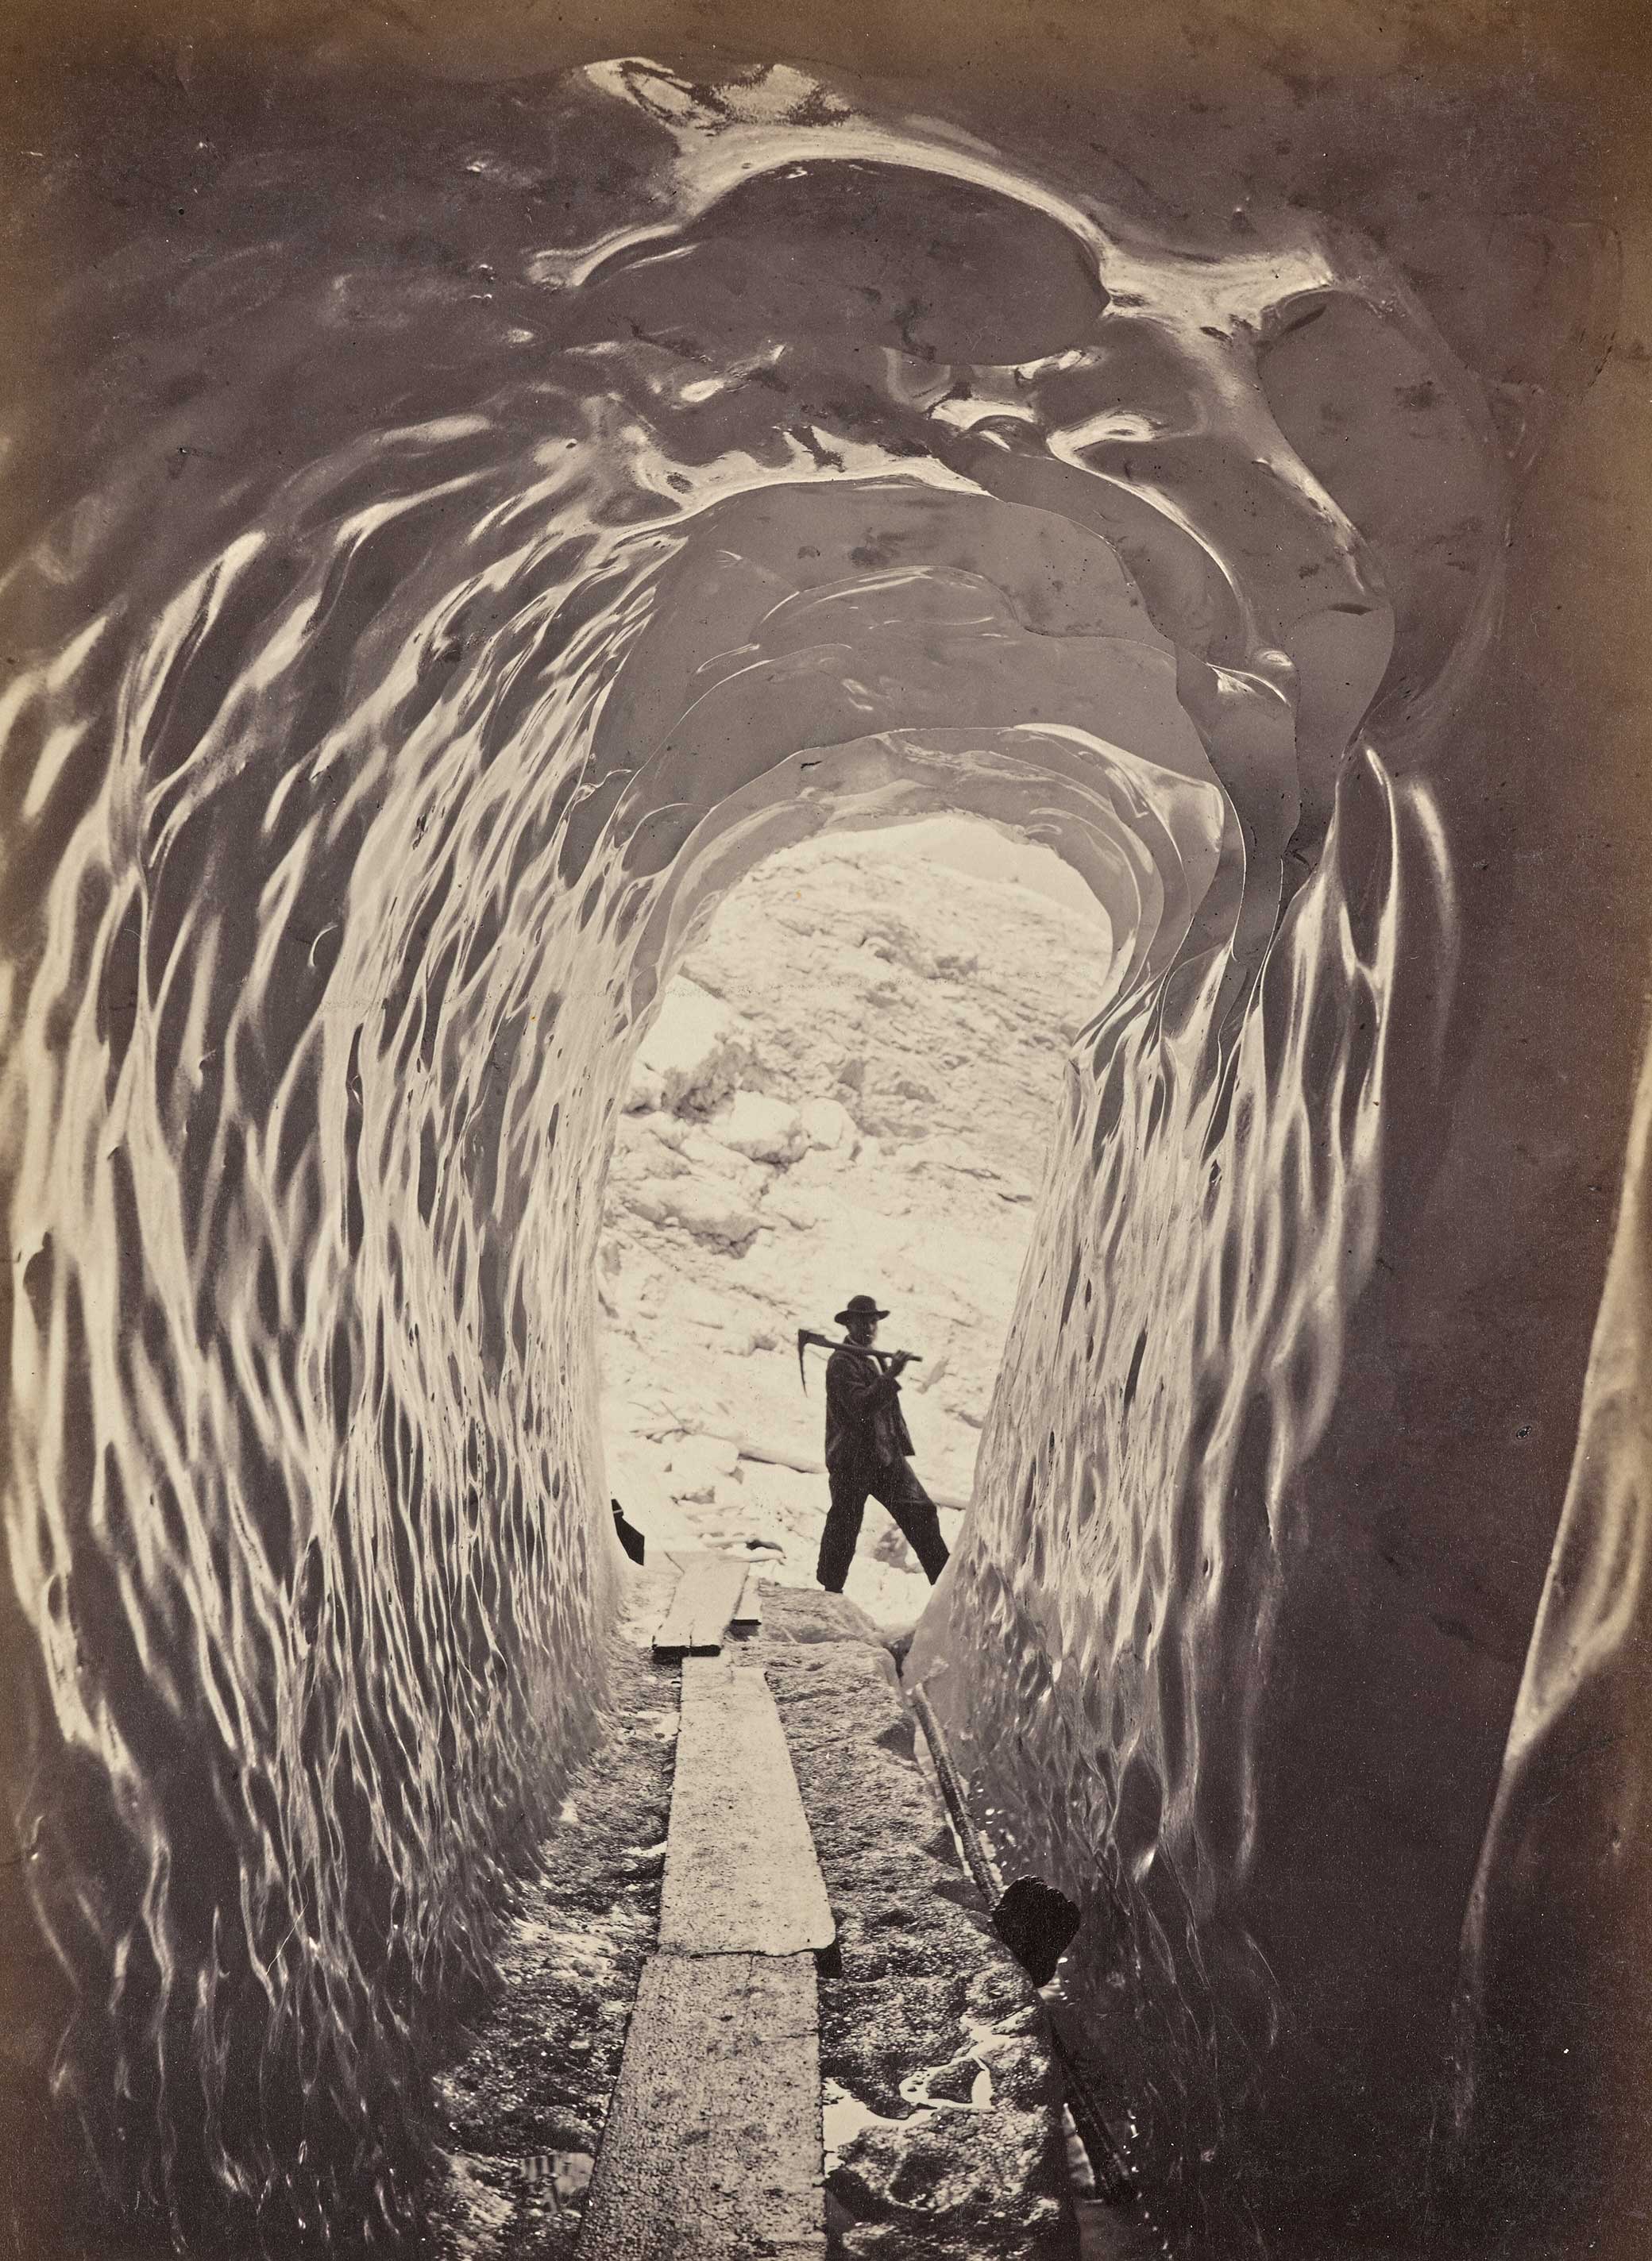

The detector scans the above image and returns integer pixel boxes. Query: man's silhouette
[816,1293,950,1592]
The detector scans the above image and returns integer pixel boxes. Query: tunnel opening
[596,812,1114,1622]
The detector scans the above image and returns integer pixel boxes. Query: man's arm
[825,1350,903,1422]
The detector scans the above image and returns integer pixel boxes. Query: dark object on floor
[884,1626,917,1674]
[993,1875,1082,1987]
[611,1498,646,1565]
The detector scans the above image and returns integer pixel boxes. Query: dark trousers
[816,1453,950,1592]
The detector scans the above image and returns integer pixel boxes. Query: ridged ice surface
[0,52,1619,2255]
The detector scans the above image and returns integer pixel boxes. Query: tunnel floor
[422,1562,1125,2259]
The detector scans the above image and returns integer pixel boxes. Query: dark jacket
[824,1345,914,1472]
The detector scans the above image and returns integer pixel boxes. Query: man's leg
[869,1459,950,1584]
[816,1464,870,1592]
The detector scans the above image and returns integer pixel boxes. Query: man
[816,1293,950,1593]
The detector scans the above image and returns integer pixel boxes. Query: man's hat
[835,1293,889,1325]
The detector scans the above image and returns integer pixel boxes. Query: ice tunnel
[0,41,1646,2261]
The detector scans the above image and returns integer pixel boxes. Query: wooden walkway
[649,1553,749,1659]
[577,1557,834,2259]
[659,1656,836,1959]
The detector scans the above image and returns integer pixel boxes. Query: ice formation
[0,47,1637,2259]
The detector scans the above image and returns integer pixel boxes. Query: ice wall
[0,46,1637,2257]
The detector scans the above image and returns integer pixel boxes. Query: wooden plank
[688,1557,751,1650]
[575,1951,824,2259]
[731,1569,764,1628]
[658,1657,836,1957]
[651,1551,748,1659]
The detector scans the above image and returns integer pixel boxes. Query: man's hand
[887,1351,913,1376]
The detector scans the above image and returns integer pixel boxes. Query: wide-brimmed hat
[835,1293,889,1325]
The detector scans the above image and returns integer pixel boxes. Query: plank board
[658,1657,836,1957]
[731,1569,764,1628]
[575,1951,824,2259]
[650,1551,749,1659]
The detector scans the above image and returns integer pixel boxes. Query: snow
[625,978,753,1114]
[707,1092,810,1164]
[597,825,1109,1620]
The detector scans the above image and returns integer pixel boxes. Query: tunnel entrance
[596,814,1112,1621]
